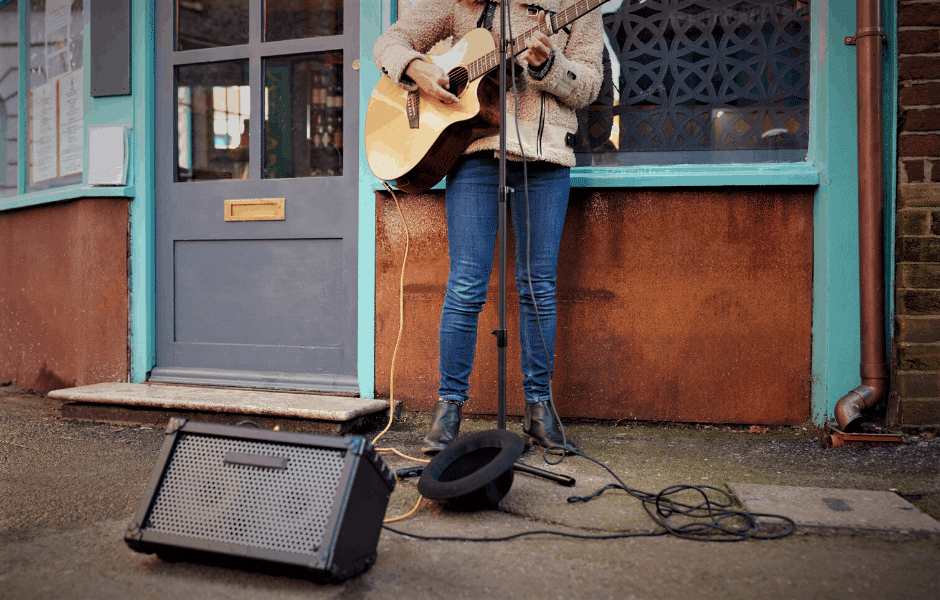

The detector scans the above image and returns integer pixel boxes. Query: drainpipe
[833,0,889,432]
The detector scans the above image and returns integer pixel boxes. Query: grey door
[152,0,359,393]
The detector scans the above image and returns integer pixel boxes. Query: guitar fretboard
[465,0,607,81]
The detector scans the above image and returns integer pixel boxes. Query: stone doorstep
[48,383,390,431]
[727,483,940,537]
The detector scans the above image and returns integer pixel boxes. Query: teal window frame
[0,0,137,213]
[372,0,821,190]
[359,1,898,425]
[0,0,151,387]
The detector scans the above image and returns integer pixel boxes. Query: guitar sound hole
[448,67,469,97]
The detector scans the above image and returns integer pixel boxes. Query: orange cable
[374,182,430,523]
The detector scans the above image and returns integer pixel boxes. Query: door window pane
[265,0,342,42]
[575,0,810,167]
[178,0,249,51]
[264,51,342,179]
[176,60,250,181]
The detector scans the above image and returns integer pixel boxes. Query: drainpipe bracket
[845,27,887,46]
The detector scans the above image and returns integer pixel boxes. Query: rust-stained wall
[0,199,129,393]
[376,187,814,425]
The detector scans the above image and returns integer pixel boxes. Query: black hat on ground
[417,429,526,511]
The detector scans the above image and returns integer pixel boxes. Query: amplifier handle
[224,451,289,470]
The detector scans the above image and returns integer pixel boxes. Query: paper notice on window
[45,0,72,79]
[58,68,83,176]
[46,0,71,38]
[30,80,59,183]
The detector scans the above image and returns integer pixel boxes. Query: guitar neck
[466,0,608,81]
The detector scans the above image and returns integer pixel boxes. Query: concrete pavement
[2,384,939,599]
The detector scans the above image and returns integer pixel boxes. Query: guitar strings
[467,0,596,85]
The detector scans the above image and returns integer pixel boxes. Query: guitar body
[366,28,500,194]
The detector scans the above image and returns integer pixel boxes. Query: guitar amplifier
[125,418,395,582]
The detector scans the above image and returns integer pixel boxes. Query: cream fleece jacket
[373,0,604,167]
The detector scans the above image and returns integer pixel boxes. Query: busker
[373,0,604,455]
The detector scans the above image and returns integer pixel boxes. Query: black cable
[382,13,796,547]
[556,446,796,541]
[383,523,668,542]
[383,446,796,543]
[506,9,571,464]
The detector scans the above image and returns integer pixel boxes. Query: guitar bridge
[406,90,420,129]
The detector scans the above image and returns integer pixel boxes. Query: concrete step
[48,383,390,435]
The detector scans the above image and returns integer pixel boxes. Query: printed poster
[30,80,58,183]
[58,68,84,176]
[45,0,73,81]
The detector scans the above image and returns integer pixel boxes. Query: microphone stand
[488,5,574,487]
[494,0,511,430]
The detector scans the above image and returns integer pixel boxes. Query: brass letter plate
[224,198,285,221]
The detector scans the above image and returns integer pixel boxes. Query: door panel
[152,0,359,392]
[173,239,345,347]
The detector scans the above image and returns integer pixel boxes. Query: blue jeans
[438,153,570,406]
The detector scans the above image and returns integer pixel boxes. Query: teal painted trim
[16,2,26,194]
[358,1,388,399]
[809,2,862,425]
[0,184,136,212]
[572,163,820,188]
[0,0,14,10]
[422,163,820,191]
[128,0,156,383]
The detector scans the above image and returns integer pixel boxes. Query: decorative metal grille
[575,0,810,165]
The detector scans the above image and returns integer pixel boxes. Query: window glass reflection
[178,0,249,51]
[0,2,16,198]
[26,0,84,193]
[265,0,342,42]
[264,51,342,179]
[575,0,810,167]
[177,60,250,181]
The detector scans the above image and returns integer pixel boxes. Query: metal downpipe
[834,0,890,432]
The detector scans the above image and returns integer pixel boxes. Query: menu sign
[30,68,84,183]
[29,0,84,184]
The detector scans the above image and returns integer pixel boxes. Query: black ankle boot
[422,401,462,455]
[523,400,581,455]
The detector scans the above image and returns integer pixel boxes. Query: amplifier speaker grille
[126,419,395,582]
[147,434,345,555]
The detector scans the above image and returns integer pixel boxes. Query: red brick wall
[896,1,940,425]
[0,199,129,394]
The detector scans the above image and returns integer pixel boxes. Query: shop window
[26,0,84,192]
[0,1,17,198]
[575,0,810,167]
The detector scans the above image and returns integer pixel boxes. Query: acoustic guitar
[365,0,610,194]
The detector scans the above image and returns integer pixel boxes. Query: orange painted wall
[376,187,814,425]
[0,199,129,393]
